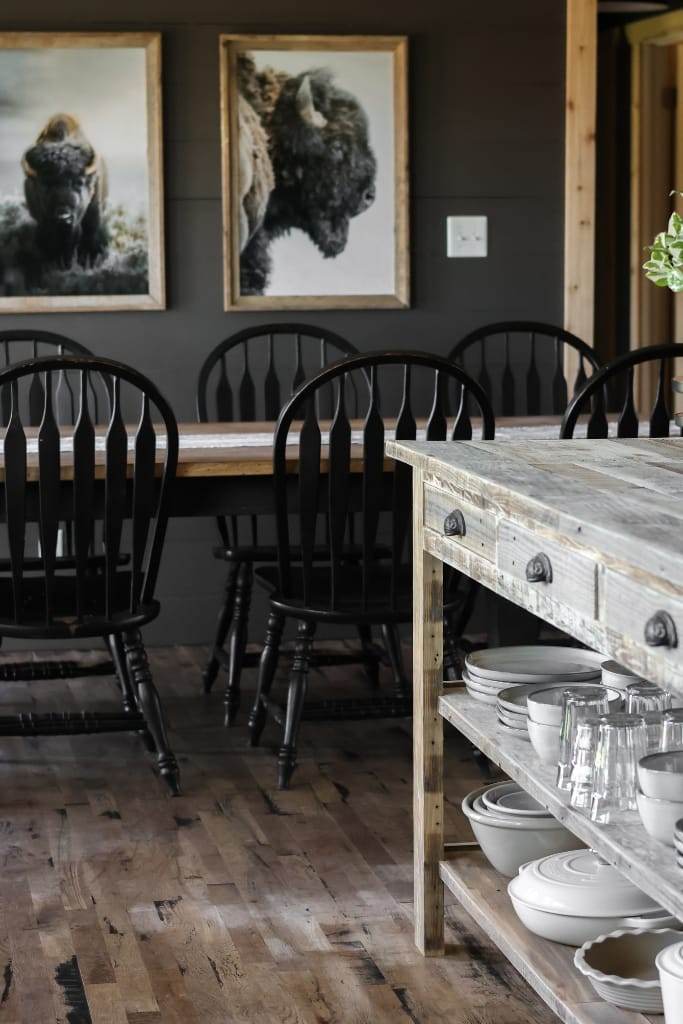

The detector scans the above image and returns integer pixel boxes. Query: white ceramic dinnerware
[638,749,683,801]
[527,684,620,727]
[636,790,683,847]
[507,849,676,945]
[602,659,644,692]
[481,782,548,817]
[498,708,527,728]
[575,927,682,1013]
[657,939,683,1022]
[527,719,561,765]
[497,681,577,717]
[462,784,576,878]
[465,646,603,684]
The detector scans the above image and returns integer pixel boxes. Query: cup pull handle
[444,510,466,537]
[526,553,553,584]
[644,610,678,649]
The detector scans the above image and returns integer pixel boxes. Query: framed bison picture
[0,32,165,313]
[219,34,409,311]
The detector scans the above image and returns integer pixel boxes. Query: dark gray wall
[1,0,566,645]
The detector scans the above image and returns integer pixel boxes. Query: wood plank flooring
[0,645,556,1023]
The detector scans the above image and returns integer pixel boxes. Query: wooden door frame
[564,0,598,361]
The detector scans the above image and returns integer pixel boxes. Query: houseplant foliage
[644,196,683,291]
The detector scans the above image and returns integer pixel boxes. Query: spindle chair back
[449,321,600,417]
[0,355,178,638]
[561,343,683,438]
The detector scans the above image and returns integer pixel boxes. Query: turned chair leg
[381,624,409,697]
[122,629,180,795]
[107,633,155,752]
[277,619,316,790]
[357,624,379,688]
[248,609,284,747]
[202,563,239,694]
[224,563,253,727]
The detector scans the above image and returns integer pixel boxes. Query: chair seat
[255,563,413,623]
[0,572,159,639]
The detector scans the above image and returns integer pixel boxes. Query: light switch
[446,216,488,258]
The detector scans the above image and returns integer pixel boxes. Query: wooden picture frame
[219,34,409,311]
[0,32,165,313]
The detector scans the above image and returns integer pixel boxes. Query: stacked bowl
[526,684,621,766]
[636,750,683,847]
[461,781,577,877]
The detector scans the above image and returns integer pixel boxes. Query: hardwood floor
[0,645,555,1023]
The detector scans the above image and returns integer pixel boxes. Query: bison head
[23,142,98,233]
[266,70,377,258]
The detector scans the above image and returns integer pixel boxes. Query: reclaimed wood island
[387,436,683,1024]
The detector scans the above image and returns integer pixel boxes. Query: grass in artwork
[0,199,149,297]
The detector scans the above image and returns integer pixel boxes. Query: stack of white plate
[463,646,605,736]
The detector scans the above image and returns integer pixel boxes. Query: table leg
[413,468,444,955]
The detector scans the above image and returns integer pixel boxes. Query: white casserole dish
[508,849,677,945]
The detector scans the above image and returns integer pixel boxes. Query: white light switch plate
[446,216,488,258]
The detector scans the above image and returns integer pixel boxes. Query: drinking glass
[662,708,683,752]
[590,713,648,823]
[569,714,602,813]
[643,710,665,754]
[626,682,672,714]
[557,687,611,791]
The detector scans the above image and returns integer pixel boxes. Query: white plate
[498,723,530,741]
[465,684,498,706]
[498,711,528,730]
[465,675,506,697]
[466,646,604,684]
[462,668,507,694]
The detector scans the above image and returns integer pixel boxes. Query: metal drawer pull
[526,553,553,584]
[644,610,678,649]
[444,510,466,537]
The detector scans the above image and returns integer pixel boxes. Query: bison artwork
[237,52,378,296]
[22,114,109,270]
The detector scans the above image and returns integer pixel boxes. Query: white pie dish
[636,789,683,847]
[575,927,683,1013]
[656,939,683,1022]
[527,684,621,727]
[462,786,576,878]
[527,718,561,764]
[508,849,677,946]
[638,750,683,802]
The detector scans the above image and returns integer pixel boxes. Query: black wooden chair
[448,321,601,416]
[247,350,496,788]
[0,355,180,794]
[561,342,683,438]
[197,323,388,726]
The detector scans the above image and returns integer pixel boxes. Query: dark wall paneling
[0,0,566,645]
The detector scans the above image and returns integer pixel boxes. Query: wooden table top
[0,417,573,481]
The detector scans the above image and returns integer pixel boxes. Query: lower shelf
[440,849,662,1024]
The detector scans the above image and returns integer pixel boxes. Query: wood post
[564,0,598,381]
[412,468,445,955]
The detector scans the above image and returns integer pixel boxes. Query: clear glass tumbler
[626,682,672,714]
[590,713,648,824]
[557,687,611,791]
[643,710,665,754]
[662,708,683,752]
[569,714,602,813]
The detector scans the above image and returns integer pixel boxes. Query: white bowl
[575,927,683,1012]
[657,940,683,1022]
[527,719,561,765]
[636,789,683,847]
[638,750,683,802]
[602,659,644,692]
[481,783,549,818]
[527,684,621,726]
[462,787,576,877]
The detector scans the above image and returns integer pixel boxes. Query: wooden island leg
[413,468,444,955]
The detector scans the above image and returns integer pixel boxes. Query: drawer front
[498,520,597,618]
[603,569,683,662]
[423,484,496,562]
